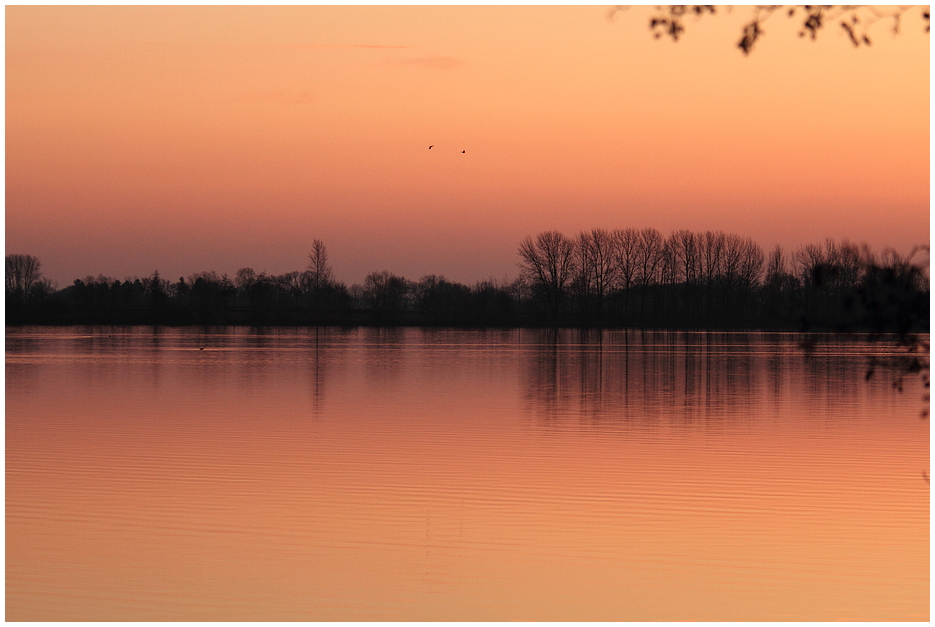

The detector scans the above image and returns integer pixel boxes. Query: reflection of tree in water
[300,327,361,415]
[4,331,46,397]
[363,326,408,382]
[703,332,758,423]
[522,331,911,427]
[522,328,574,422]
[522,330,680,426]
[573,328,606,415]
[799,333,909,420]
[307,326,329,415]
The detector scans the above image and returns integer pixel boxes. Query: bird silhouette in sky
[429,145,434,149]
[461,150,466,153]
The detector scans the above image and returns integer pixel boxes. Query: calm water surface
[6,326,929,620]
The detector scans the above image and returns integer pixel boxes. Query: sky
[5,5,931,289]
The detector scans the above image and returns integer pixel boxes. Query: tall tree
[144,270,169,308]
[611,228,641,321]
[518,231,577,319]
[6,254,42,303]
[668,229,700,286]
[576,228,618,319]
[635,227,664,320]
[306,239,334,293]
[362,270,411,323]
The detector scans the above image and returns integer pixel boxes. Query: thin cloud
[228,89,315,104]
[392,56,463,70]
[272,43,416,51]
[287,91,314,104]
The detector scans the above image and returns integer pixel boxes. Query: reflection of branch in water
[308,326,327,415]
[862,338,930,419]
[521,331,718,425]
[522,331,908,428]
[364,327,407,382]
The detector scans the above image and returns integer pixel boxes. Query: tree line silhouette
[6,231,929,333]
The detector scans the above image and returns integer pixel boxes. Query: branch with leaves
[607,5,930,54]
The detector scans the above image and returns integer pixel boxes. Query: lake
[5,326,929,620]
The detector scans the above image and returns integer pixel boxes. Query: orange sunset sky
[5,5,930,288]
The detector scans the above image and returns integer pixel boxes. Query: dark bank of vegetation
[5,230,929,336]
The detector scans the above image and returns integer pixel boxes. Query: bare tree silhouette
[575,228,619,320]
[306,239,333,292]
[518,231,578,320]
[6,254,42,303]
[362,270,411,324]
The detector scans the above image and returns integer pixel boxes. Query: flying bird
[461,150,466,153]
[429,145,434,149]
